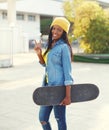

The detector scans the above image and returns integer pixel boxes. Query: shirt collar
[53,39,64,48]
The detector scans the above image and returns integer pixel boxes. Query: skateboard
[33,83,99,106]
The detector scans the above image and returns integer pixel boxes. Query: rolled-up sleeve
[61,45,74,85]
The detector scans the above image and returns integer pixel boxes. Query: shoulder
[61,42,70,51]
[59,40,69,48]
[58,41,70,56]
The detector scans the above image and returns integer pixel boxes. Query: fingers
[59,101,63,105]
[34,40,41,50]
[60,100,66,106]
[60,98,71,106]
[34,41,40,47]
[34,41,42,56]
[34,40,37,46]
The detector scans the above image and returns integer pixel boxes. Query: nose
[53,28,58,34]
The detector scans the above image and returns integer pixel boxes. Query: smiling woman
[34,17,74,130]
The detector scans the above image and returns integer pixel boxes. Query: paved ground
[0,51,109,130]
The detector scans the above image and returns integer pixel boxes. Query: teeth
[53,34,57,37]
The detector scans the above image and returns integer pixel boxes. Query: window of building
[2,12,7,19]
[17,13,24,20]
[28,15,35,21]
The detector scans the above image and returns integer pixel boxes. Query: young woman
[34,17,74,130]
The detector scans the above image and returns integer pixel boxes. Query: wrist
[66,85,71,98]
[37,52,42,57]
[65,95,71,99]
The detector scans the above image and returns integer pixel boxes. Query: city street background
[0,51,109,130]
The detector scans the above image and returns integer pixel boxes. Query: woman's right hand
[34,40,42,56]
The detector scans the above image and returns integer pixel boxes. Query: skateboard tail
[71,84,99,103]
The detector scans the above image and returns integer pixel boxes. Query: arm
[60,45,73,105]
[60,85,71,105]
[34,41,45,65]
[66,85,71,99]
[36,51,45,64]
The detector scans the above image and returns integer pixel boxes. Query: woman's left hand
[60,85,71,105]
[60,96,71,106]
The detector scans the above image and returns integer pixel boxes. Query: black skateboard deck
[33,83,99,106]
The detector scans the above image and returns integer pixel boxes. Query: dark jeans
[39,105,67,130]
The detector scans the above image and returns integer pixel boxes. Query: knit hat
[50,17,70,33]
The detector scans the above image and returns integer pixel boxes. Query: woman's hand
[34,40,45,64]
[60,96,71,106]
[34,40,42,56]
[60,85,71,106]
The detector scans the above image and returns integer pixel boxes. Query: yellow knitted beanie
[50,17,70,33]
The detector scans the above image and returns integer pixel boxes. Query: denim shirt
[42,39,74,86]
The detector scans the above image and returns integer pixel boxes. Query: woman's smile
[52,25,63,40]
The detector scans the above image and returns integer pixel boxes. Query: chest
[48,45,63,65]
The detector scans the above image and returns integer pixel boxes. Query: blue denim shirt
[42,39,74,86]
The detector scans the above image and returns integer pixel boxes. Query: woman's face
[51,25,64,41]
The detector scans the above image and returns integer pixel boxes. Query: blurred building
[0,0,108,55]
[0,0,64,55]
